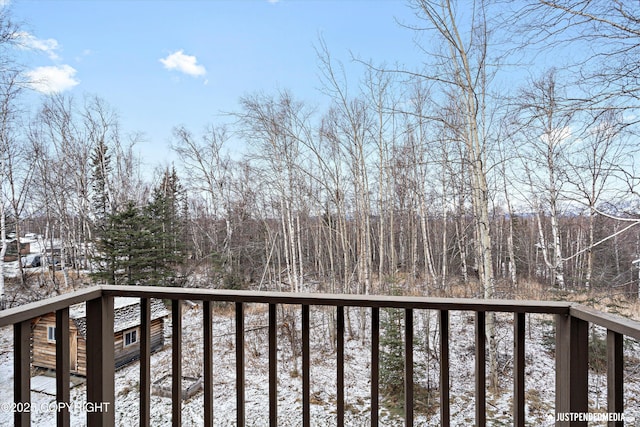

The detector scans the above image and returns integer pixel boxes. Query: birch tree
[408,0,499,389]
[318,41,374,296]
[512,70,574,289]
[565,109,634,289]
[0,75,32,289]
[237,91,311,292]
[363,65,398,289]
[516,0,640,110]
[410,0,496,297]
[172,124,234,271]
[0,6,21,307]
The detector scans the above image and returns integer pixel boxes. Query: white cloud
[26,65,79,94]
[540,126,572,147]
[160,50,206,77]
[17,32,60,60]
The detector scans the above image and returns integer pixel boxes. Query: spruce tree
[92,202,154,285]
[146,167,187,285]
[92,167,187,286]
[380,302,429,417]
[380,307,406,405]
[90,139,112,223]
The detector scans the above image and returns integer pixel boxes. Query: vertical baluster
[405,309,414,427]
[269,303,278,426]
[555,314,588,427]
[203,300,213,427]
[172,300,182,427]
[236,302,245,427]
[337,306,344,427]
[440,310,450,427]
[475,311,486,427]
[514,313,525,427]
[140,298,151,427]
[371,307,379,427]
[14,320,31,427]
[86,295,115,427]
[302,304,310,427]
[607,330,623,427]
[56,307,70,427]
[555,314,570,423]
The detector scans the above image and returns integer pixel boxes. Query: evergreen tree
[92,202,155,285]
[380,307,406,402]
[146,167,187,285]
[380,301,430,417]
[90,139,112,223]
[91,167,188,286]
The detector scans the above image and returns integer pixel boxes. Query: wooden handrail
[101,285,574,313]
[1,285,638,427]
[0,287,102,327]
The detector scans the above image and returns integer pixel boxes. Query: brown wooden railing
[1,285,639,427]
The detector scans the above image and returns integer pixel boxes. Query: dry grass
[372,274,640,321]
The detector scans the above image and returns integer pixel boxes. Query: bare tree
[0,72,33,291]
[406,0,501,390]
[563,109,635,288]
[408,0,496,298]
[0,5,23,307]
[511,70,575,289]
[317,41,375,296]
[514,0,640,110]
[236,91,313,292]
[409,80,441,289]
[172,124,233,270]
[363,65,398,290]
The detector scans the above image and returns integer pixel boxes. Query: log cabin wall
[114,318,164,369]
[31,300,167,376]
[32,313,81,375]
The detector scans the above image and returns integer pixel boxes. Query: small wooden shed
[3,238,30,261]
[31,298,169,376]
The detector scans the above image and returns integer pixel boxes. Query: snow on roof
[68,297,170,338]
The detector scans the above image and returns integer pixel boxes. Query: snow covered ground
[0,301,638,426]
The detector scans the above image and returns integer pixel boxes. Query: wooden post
[302,304,310,427]
[14,320,31,427]
[607,330,623,427]
[236,302,245,427]
[86,296,115,427]
[440,310,450,427]
[405,309,414,427]
[140,298,151,427]
[172,300,182,427]
[56,308,71,427]
[514,313,525,427]
[371,307,380,427]
[336,306,344,427]
[475,311,486,427]
[268,303,277,427]
[555,314,588,427]
[203,300,213,427]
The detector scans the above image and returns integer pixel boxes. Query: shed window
[124,329,138,347]
[47,326,56,343]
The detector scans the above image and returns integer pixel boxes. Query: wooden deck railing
[0,285,639,427]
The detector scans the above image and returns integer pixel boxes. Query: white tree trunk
[0,200,6,309]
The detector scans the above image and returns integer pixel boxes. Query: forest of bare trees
[2,0,640,307]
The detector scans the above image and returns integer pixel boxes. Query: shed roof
[69,297,169,338]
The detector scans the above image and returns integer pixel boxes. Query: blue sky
[9,0,421,175]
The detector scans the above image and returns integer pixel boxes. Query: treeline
[6,88,639,298]
[2,1,640,301]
